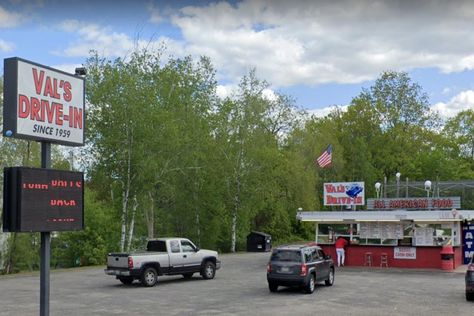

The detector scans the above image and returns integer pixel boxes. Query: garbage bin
[246,231,272,252]
[440,245,454,270]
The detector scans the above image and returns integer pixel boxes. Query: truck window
[181,240,195,252]
[147,240,167,252]
[170,240,181,253]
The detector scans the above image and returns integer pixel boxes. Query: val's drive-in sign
[323,182,365,206]
[2,57,85,146]
[3,167,84,232]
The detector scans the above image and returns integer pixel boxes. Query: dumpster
[440,245,454,270]
[246,231,272,252]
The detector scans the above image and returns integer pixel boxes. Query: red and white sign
[367,197,461,210]
[323,182,365,206]
[3,58,85,146]
[394,247,416,259]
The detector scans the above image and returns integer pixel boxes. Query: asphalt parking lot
[0,251,471,315]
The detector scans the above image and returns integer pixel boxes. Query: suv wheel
[467,292,474,301]
[304,274,315,294]
[325,268,334,286]
[268,282,278,292]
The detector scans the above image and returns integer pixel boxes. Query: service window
[181,240,196,252]
[169,240,181,253]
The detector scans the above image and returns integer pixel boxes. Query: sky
[1,0,474,119]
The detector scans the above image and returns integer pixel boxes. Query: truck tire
[118,276,134,285]
[141,267,158,287]
[201,261,216,279]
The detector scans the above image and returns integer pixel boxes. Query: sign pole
[40,142,51,316]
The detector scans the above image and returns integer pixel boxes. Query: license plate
[280,267,290,273]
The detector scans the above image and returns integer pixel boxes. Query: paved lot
[0,252,471,315]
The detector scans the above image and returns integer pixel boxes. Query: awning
[296,210,474,223]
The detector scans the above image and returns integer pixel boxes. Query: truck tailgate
[107,253,129,269]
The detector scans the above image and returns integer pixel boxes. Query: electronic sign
[3,167,84,232]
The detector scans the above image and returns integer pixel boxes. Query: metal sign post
[40,142,51,316]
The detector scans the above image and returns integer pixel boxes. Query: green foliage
[2,51,474,273]
[52,188,117,267]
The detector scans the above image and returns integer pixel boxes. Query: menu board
[414,227,434,246]
[360,223,403,239]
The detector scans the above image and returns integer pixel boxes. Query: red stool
[380,253,388,268]
[364,252,373,266]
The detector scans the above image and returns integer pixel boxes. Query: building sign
[367,197,461,210]
[3,57,85,146]
[3,167,84,232]
[463,224,474,264]
[394,247,416,260]
[323,182,365,206]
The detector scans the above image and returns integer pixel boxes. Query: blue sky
[1,0,474,118]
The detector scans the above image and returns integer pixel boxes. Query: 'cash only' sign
[2,57,85,146]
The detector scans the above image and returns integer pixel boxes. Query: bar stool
[364,252,373,266]
[380,253,389,268]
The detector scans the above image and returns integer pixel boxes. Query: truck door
[180,240,201,272]
[168,239,201,273]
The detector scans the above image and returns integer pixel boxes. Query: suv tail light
[267,263,272,273]
[300,264,307,276]
[128,257,134,269]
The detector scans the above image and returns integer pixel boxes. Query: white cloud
[159,0,474,87]
[56,19,185,60]
[431,90,474,118]
[147,2,164,24]
[51,63,84,75]
[0,5,23,28]
[0,39,14,52]
[307,105,349,118]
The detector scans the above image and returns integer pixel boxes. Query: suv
[466,255,474,301]
[266,244,335,294]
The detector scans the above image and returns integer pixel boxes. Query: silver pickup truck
[105,237,221,287]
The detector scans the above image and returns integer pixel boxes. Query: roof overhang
[296,210,474,223]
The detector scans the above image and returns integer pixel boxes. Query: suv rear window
[271,250,301,262]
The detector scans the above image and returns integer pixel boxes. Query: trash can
[440,245,454,270]
[246,231,272,252]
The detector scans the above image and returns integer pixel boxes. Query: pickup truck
[105,237,221,287]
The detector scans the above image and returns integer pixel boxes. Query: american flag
[316,144,332,168]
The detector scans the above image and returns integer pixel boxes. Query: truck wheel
[201,261,216,279]
[118,277,134,285]
[182,273,194,279]
[141,267,157,287]
[325,268,334,286]
[304,274,315,294]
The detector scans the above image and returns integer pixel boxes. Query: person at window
[335,236,349,267]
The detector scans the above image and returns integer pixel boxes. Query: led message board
[3,167,84,232]
[2,57,85,146]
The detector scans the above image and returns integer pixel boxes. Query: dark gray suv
[266,244,335,294]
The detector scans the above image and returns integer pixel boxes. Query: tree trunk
[145,192,155,239]
[126,196,138,252]
[231,175,241,253]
